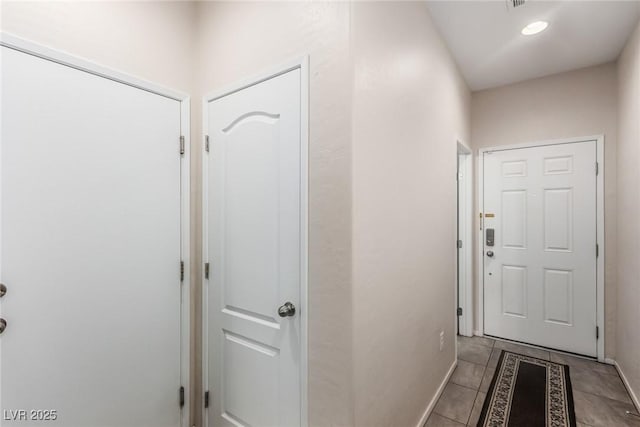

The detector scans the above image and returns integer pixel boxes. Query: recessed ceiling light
[521,21,549,36]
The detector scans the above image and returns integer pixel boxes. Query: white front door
[205,67,304,427]
[483,141,598,357]
[1,47,185,425]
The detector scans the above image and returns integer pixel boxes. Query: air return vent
[506,0,526,10]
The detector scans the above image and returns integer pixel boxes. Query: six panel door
[483,141,598,357]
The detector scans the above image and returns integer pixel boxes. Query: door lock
[486,251,494,258]
[486,228,495,247]
[0,318,6,334]
[0,283,6,298]
[278,302,296,318]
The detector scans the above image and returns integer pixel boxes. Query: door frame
[476,135,605,361]
[457,141,473,337]
[201,56,309,427]
[0,32,192,425]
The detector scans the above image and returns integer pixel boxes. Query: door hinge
[180,261,185,282]
[204,390,210,408]
[204,262,210,279]
[596,326,599,339]
[179,386,185,408]
[596,162,599,176]
[457,307,463,316]
[180,136,185,156]
[596,244,599,258]
[205,135,210,153]
[457,239,463,249]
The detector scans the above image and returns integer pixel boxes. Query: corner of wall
[615,17,640,412]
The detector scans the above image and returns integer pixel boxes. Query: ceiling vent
[506,0,526,10]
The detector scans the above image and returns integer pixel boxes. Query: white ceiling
[426,0,640,91]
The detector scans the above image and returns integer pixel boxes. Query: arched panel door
[205,66,305,427]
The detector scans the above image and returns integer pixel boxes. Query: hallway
[426,336,640,426]
[1,1,639,426]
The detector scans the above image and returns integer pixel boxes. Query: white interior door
[1,46,184,426]
[205,67,304,427]
[483,141,597,357]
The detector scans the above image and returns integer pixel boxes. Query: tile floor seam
[430,409,466,426]
[450,381,483,393]
[465,389,479,426]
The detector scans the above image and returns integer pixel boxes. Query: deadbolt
[0,283,5,298]
[486,250,494,258]
[0,319,6,334]
[278,302,296,318]
[486,228,495,247]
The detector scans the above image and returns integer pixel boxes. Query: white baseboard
[614,360,640,413]
[604,357,616,365]
[416,359,457,427]
[473,330,482,336]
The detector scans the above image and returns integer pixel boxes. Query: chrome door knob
[486,250,494,258]
[0,318,6,334]
[278,302,296,318]
[0,283,6,298]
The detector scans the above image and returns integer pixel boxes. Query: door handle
[0,318,6,334]
[486,251,494,258]
[278,302,296,318]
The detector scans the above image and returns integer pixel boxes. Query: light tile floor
[425,336,640,427]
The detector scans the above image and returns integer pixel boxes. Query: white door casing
[457,141,473,338]
[482,140,599,357]
[0,35,190,426]
[203,59,308,427]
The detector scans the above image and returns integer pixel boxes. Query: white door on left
[1,46,184,426]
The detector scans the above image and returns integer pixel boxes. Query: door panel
[544,188,573,251]
[544,269,573,325]
[502,265,527,317]
[222,331,279,426]
[1,47,183,426]
[502,190,527,248]
[483,141,597,356]
[206,68,302,427]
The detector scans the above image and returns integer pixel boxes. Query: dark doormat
[477,351,577,427]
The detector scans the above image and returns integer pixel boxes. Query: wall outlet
[439,331,445,351]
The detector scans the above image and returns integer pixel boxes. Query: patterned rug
[477,351,577,427]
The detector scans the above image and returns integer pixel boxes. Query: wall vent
[506,0,526,10]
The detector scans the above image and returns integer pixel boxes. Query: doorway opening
[457,141,473,337]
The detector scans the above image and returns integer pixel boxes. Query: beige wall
[0,1,196,93]
[351,3,470,426]
[471,63,619,358]
[616,19,640,403]
[193,2,355,426]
